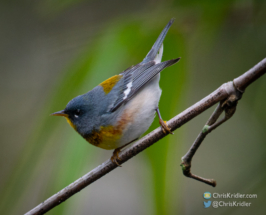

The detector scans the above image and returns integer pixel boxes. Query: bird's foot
[110,139,138,166]
[111,148,122,167]
[159,118,173,134]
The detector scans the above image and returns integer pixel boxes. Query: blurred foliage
[0,0,266,215]
[37,0,88,16]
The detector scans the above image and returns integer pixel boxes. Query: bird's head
[51,95,92,135]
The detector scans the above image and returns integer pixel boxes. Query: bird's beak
[51,110,68,117]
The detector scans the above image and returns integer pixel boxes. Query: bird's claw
[111,148,122,167]
[159,119,173,134]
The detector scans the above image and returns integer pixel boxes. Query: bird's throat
[65,117,77,130]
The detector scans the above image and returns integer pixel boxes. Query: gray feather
[109,58,180,112]
[142,18,175,64]
[107,18,179,112]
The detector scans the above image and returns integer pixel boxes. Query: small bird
[52,18,180,165]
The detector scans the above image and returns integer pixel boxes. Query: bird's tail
[142,18,175,64]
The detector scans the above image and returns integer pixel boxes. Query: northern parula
[52,18,180,165]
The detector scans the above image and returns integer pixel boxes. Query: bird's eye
[74,109,80,118]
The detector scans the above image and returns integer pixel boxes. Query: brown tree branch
[181,96,239,187]
[179,58,266,187]
[25,58,266,215]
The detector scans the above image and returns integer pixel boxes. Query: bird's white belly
[117,74,162,147]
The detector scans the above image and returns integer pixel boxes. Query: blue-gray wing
[108,58,180,112]
[107,18,179,112]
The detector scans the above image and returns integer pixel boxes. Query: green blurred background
[0,0,266,214]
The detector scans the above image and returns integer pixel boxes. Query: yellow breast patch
[85,125,122,150]
[99,75,122,94]
[85,111,131,150]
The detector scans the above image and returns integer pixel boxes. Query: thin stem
[181,83,242,187]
